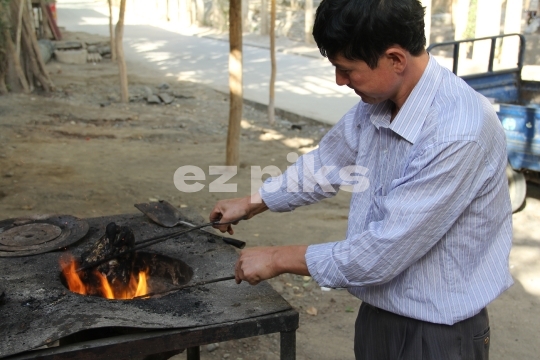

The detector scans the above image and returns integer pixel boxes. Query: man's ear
[384,47,407,74]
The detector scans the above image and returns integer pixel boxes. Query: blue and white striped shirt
[260,55,513,325]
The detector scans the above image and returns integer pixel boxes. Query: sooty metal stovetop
[0,211,290,358]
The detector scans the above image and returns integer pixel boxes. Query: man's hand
[210,192,268,235]
[235,245,310,285]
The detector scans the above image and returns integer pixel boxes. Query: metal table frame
[5,309,298,360]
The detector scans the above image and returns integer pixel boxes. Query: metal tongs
[75,216,244,273]
[134,200,246,249]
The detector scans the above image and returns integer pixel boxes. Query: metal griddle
[0,215,89,257]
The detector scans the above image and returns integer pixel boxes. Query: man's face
[329,53,400,105]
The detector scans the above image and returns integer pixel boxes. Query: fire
[60,254,150,299]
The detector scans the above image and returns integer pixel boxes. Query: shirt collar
[365,54,443,144]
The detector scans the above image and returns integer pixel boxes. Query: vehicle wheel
[507,163,526,212]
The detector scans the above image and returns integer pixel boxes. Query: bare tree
[226,0,243,166]
[268,0,276,125]
[0,0,29,94]
[1,0,53,94]
[115,0,129,103]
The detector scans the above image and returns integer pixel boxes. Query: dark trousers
[355,302,490,360]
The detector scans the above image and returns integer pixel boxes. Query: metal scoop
[134,200,246,249]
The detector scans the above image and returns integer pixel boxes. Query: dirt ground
[1,31,539,360]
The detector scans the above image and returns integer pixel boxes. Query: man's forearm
[248,192,269,217]
[235,245,310,285]
[273,245,310,276]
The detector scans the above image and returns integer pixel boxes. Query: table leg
[280,330,296,360]
[186,346,200,360]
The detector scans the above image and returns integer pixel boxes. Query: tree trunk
[268,0,276,125]
[108,0,117,61]
[19,0,53,91]
[115,0,129,103]
[2,0,54,94]
[304,0,314,44]
[3,28,30,93]
[260,0,269,35]
[226,0,243,166]
[2,0,30,93]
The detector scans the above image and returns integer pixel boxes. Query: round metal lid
[0,215,89,257]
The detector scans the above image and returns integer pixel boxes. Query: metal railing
[427,33,525,76]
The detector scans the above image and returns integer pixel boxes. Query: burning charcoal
[80,222,136,293]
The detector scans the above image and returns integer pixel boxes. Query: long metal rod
[133,275,236,299]
[75,218,243,273]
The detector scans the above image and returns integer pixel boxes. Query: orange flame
[60,255,87,295]
[60,254,150,299]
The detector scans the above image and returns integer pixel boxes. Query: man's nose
[335,69,349,86]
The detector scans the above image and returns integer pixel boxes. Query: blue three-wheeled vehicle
[428,34,540,212]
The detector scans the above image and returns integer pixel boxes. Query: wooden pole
[226,0,243,166]
[268,0,276,125]
[108,0,117,61]
[115,0,129,103]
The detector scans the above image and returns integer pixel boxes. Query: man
[210,0,513,358]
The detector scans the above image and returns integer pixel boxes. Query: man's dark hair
[313,0,426,68]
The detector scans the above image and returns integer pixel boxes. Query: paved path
[56,0,358,125]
